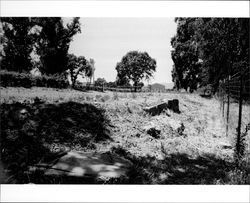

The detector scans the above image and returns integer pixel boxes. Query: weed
[113,92,119,100]
[131,92,137,99]
[234,123,250,161]
[177,123,186,137]
[101,95,110,102]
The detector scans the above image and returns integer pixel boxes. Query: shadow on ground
[111,147,250,184]
[0,101,112,183]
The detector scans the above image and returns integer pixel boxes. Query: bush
[0,70,69,89]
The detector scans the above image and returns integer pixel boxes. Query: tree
[67,54,90,88]
[171,18,201,92]
[32,17,81,74]
[106,81,117,88]
[195,18,249,91]
[116,75,131,87]
[95,78,107,87]
[115,51,156,91]
[88,58,95,84]
[0,17,36,72]
[171,18,249,93]
[0,20,7,65]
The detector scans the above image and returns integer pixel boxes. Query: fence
[218,67,250,157]
[74,83,144,92]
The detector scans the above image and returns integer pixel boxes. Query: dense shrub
[0,70,69,89]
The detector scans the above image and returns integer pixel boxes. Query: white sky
[68,18,177,85]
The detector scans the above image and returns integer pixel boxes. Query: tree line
[0,17,96,88]
[171,18,249,93]
[0,17,157,91]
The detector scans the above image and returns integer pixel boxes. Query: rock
[29,151,132,183]
[143,123,161,138]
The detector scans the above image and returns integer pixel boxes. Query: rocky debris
[28,151,132,183]
[143,99,180,116]
[142,122,161,138]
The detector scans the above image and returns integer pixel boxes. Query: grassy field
[1,87,249,184]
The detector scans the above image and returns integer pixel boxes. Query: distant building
[149,83,166,92]
[142,86,150,92]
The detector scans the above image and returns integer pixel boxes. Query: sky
[68,18,177,85]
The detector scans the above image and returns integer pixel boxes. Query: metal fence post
[226,76,230,136]
[236,70,243,157]
[222,93,225,118]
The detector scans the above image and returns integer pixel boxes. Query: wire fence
[73,83,173,93]
[218,67,250,157]
[73,84,144,92]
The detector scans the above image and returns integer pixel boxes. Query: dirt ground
[1,87,250,184]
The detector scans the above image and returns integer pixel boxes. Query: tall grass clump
[113,91,119,100]
[131,92,137,99]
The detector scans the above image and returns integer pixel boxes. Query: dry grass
[0,87,249,184]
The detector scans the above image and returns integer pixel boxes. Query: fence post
[236,70,243,157]
[222,81,225,117]
[226,75,230,136]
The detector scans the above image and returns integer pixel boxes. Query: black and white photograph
[0,0,249,202]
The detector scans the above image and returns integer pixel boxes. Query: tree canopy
[0,17,36,72]
[171,18,249,92]
[95,78,107,87]
[67,54,91,88]
[32,17,81,74]
[115,51,156,91]
[0,17,81,75]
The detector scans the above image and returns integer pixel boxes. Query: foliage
[0,17,82,76]
[32,17,81,74]
[67,54,91,88]
[87,58,95,84]
[0,70,69,89]
[106,81,117,88]
[171,18,249,92]
[95,78,107,87]
[115,51,156,91]
[234,123,250,161]
[0,17,36,72]
[171,18,202,92]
